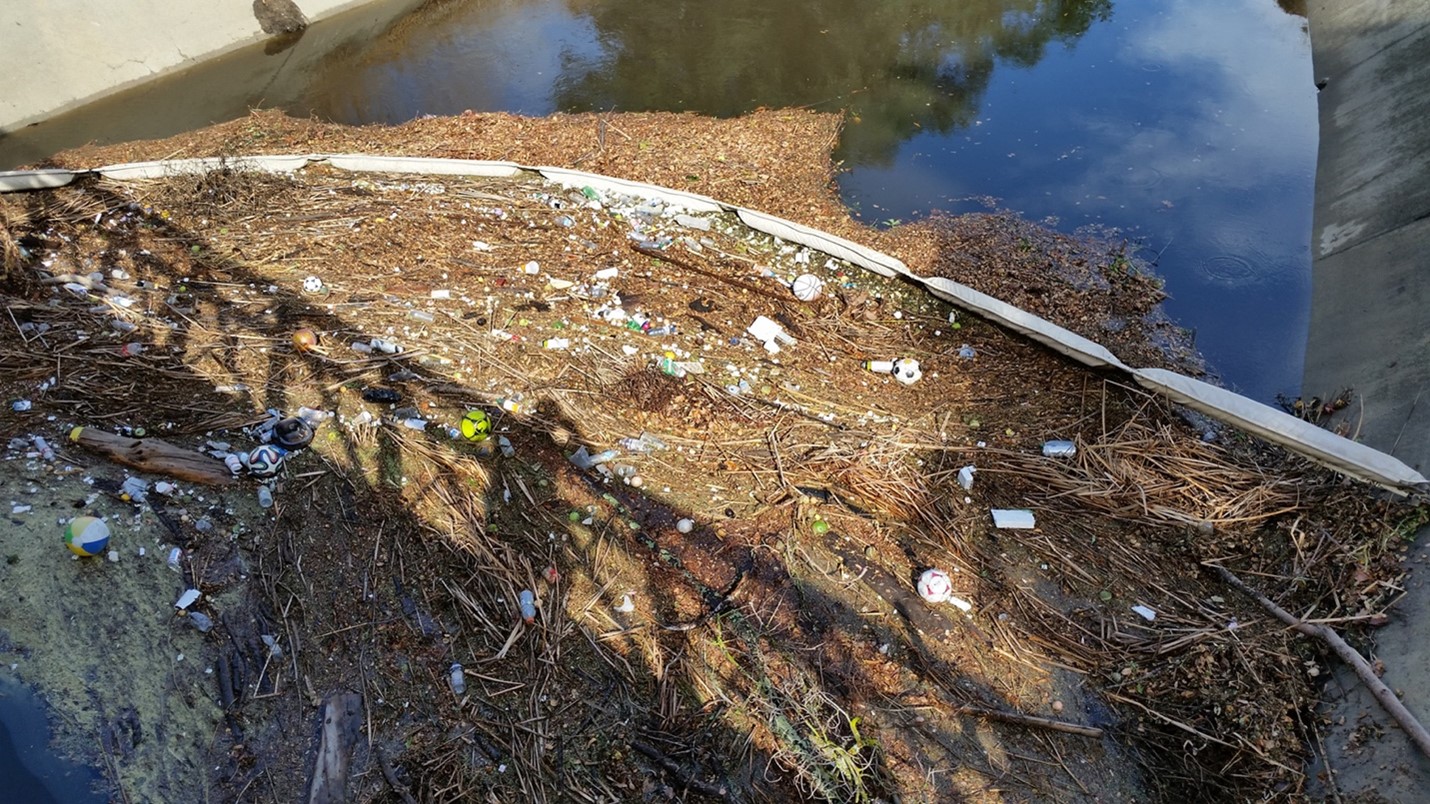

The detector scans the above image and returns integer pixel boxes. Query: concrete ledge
[0,0,386,133]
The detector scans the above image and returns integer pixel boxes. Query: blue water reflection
[841,0,1315,399]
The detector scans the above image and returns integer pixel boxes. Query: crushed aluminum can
[1042,440,1077,457]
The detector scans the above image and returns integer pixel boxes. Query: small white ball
[790,273,824,301]
[918,568,953,603]
[676,518,694,534]
[302,276,323,293]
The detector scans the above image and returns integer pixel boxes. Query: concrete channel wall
[1302,2,1430,800]
[0,0,397,134]
[1302,0,1430,476]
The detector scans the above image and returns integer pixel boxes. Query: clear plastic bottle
[296,406,330,425]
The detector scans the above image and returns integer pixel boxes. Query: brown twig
[953,704,1104,739]
[1208,563,1430,761]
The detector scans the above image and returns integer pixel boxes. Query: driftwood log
[307,692,363,804]
[68,426,234,485]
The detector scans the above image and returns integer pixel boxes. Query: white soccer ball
[302,275,324,293]
[892,358,922,385]
[918,568,953,603]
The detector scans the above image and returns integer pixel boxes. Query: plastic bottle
[409,310,435,323]
[257,485,273,509]
[588,449,620,465]
[350,341,373,354]
[449,663,466,695]
[518,590,537,624]
[370,338,401,354]
[658,358,687,378]
[296,407,330,425]
[400,418,429,431]
[32,436,54,461]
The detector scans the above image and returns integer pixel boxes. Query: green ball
[460,410,491,442]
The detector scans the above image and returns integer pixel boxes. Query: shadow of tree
[1,166,1161,804]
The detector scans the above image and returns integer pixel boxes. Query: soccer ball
[246,444,287,477]
[917,568,953,603]
[892,358,922,386]
[460,410,491,442]
[301,275,324,294]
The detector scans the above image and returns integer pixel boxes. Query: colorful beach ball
[460,410,491,442]
[64,516,111,557]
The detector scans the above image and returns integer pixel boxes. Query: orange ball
[292,328,321,352]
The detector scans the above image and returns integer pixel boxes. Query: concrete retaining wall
[0,0,393,134]
[1302,0,1430,476]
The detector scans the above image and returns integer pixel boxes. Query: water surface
[0,674,107,803]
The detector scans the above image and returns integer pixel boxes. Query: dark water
[1,0,1315,401]
[0,675,106,803]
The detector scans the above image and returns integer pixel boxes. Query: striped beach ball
[64,516,111,557]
